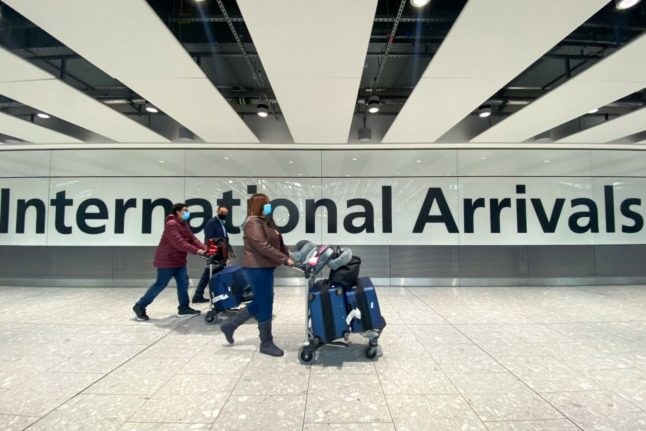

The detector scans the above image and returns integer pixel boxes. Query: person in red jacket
[132,202,206,321]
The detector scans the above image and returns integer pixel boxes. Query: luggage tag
[345,307,362,326]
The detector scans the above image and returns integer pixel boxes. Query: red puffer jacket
[153,215,205,268]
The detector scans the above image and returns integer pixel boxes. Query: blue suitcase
[308,280,349,344]
[210,265,247,311]
[345,277,385,333]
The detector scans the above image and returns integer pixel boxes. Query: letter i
[516,184,527,233]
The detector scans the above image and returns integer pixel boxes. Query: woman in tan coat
[221,193,294,356]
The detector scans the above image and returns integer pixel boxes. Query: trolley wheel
[299,348,314,363]
[205,310,216,324]
[365,346,378,359]
[343,330,350,341]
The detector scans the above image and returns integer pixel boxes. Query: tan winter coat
[241,216,289,268]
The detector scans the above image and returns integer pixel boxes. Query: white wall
[1,148,646,247]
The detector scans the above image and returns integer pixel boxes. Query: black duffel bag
[328,255,361,290]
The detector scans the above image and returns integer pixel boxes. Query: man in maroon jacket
[132,202,206,321]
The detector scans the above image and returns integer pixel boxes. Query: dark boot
[220,307,251,344]
[258,320,284,357]
[241,286,255,302]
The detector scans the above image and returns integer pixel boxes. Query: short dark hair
[172,202,187,215]
[216,205,228,212]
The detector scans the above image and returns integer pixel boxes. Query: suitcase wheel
[205,310,216,324]
[299,348,314,363]
[335,287,343,296]
[365,346,378,359]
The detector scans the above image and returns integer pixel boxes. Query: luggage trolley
[200,239,249,324]
[291,242,384,363]
[199,251,227,324]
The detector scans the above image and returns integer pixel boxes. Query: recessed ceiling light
[36,112,50,119]
[367,95,380,114]
[615,0,641,9]
[298,173,303,176]
[144,102,158,113]
[481,156,487,160]
[477,105,492,118]
[410,0,431,7]
[228,180,233,184]
[223,156,230,160]
[544,159,551,163]
[416,159,422,163]
[159,160,166,164]
[257,103,269,118]
[351,157,357,161]
[345,174,351,177]
[588,108,599,114]
[288,160,294,164]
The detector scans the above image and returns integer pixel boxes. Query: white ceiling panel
[383,78,502,143]
[473,33,646,143]
[237,0,377,143]
[0,80,167,143]
[383,0,608,144]
[0,111,81,144]
[128,78,257,143]
[4,0,258,144]
[0,48,49,82]
[0,47,167,143]
[558,107,646,143]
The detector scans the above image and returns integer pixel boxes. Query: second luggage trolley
[200,238,249,324]
[291,242,385,364]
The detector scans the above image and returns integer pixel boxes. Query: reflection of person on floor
[220,193,294,357]
[132,202,206,321]
[192,205,234,303]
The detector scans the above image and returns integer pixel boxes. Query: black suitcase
[345,277,386,333]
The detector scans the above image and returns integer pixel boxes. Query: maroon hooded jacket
[153,214,205,268]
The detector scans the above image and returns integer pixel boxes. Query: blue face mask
[262,203,272,216]
[182,211,190,221]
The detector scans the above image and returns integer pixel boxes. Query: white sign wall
[1,175,645,246]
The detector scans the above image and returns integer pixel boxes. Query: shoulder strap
[319,279,336,342]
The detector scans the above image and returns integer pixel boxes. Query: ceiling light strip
[472,33,646,143]
[3,0,258,143]
[0,47,167,143]
[0,111,82,144]
[558,106,646,143]
[237,0,378,143]
[383,0,608,144]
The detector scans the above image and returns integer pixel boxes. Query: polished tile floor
[1,284,646,430]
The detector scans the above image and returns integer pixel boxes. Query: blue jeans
[137,266,189,310]
[243,267,275,323]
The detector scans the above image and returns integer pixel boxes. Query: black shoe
[132,303,149,321]
[241,288,254,302]
[192,296,209,304]
[177,307,201,317]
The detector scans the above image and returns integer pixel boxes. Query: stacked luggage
[290,242,386,363]
[201,238,250,324]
